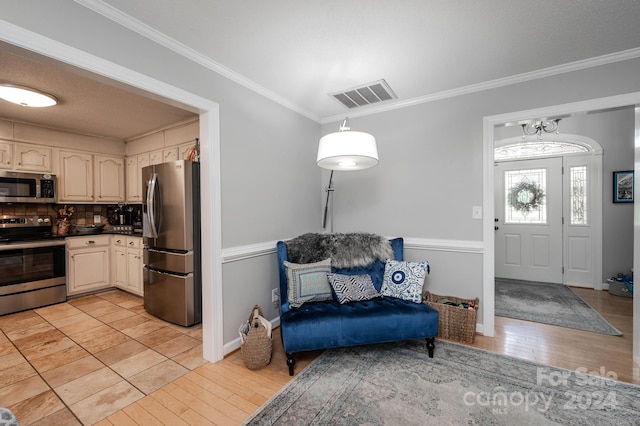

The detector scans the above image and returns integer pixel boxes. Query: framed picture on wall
[613,170,634,203]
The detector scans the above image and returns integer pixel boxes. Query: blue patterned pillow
[284,258,333,308]
[380,260,429,303]
[327,273,381,304]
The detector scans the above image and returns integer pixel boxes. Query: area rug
[244,340,640,425]
[495,278,622,336]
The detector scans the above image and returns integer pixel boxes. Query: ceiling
[0,42,197,141]
[2,0,640,140]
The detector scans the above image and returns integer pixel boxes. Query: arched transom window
[494,141,589,161]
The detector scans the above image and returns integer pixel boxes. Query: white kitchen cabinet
[59,151,125,203]
[163,147,178,163]
[0,141,52,172]
[179,141,197,160]
[111,236,143,296]
[59,150,93,202]
[0,141,12,169]
[67,235,112,296]
[14,143,52,172]
[149,150,163,165]
[126,153,149,203]
[94,155,125,202]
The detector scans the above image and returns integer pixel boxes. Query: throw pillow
[284,258,333,308]
[380,260,429,303]
[327,273,381,304]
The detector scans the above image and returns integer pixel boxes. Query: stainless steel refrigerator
[142,160,201,326]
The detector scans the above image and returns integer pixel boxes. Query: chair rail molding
[221,236,484,263]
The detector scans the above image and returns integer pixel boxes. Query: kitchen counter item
[72,224,105,234]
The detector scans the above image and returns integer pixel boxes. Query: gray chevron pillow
[327,273,381,304]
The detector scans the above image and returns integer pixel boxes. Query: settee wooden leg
[426,337,435,358]
[286,353,296,376]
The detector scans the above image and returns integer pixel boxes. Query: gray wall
[1,1,321,347]
[494,108,635,282]
[4,1,640,347]
[323,59,640,314]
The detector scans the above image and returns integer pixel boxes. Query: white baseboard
[224,317,280,356]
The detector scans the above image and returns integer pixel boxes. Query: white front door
[495,157,563,283]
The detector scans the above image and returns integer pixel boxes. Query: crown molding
[322,47,640,124]
[75,0,321,123]
[74,1,640,125]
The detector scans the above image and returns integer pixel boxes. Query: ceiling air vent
[330,79,397,109]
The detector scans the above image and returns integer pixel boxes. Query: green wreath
[508,181,545,214]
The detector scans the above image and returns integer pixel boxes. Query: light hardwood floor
[1,286,636,425]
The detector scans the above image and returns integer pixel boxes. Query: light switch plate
[472,206,482,219]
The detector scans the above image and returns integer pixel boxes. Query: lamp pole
[322,170,334,232]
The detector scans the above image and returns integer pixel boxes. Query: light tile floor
[0,289,204,425]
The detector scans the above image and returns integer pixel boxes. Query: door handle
[494,226,499,231]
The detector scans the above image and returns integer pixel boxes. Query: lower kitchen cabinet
[112,236,143,296]
[66,235,111,296]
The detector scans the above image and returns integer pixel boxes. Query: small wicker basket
[424,292,479,344]
[240,305,272,370]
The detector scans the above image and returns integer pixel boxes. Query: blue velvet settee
[276,234,439,375]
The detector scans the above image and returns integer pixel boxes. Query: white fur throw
[285,233,394,268]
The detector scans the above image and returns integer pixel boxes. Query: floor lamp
[317,118,379,232]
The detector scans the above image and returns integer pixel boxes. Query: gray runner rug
[495,278,622,335]
[244,340,639,425]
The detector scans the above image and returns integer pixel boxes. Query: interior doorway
[0,27,225,362]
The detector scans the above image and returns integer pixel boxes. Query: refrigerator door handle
[144,265,192,279]
[146,172,159,238]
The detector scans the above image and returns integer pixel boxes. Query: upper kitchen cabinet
[0,141,52,172]
[58,150,126,203]
[126,153,149,203]
[94,155,125,202]
[0,142,11,169]
[14,143,52,172]
[59,150,93,202]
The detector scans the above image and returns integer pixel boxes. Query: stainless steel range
[0,215,66,316]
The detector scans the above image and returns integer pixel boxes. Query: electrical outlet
[272,288,279,303]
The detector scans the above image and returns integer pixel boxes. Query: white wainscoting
[221,237,485,354]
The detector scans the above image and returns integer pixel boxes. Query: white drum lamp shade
[317,130,378,170]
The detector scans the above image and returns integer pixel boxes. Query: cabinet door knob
[116,239,122,243]
[86,240,95,245]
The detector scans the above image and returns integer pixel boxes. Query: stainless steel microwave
[0,171,56,203]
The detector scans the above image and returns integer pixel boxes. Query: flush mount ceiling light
[0,84,57,107]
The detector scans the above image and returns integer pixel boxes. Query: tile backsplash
[1,203,110,225]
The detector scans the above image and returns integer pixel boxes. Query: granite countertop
[64,230,143,237]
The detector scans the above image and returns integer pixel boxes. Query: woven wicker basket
[424,292,479,344]
[240,305,272,370]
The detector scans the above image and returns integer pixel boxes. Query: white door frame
[495,135,603,289]
[0,21,225,362]
[482,92,640,356]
